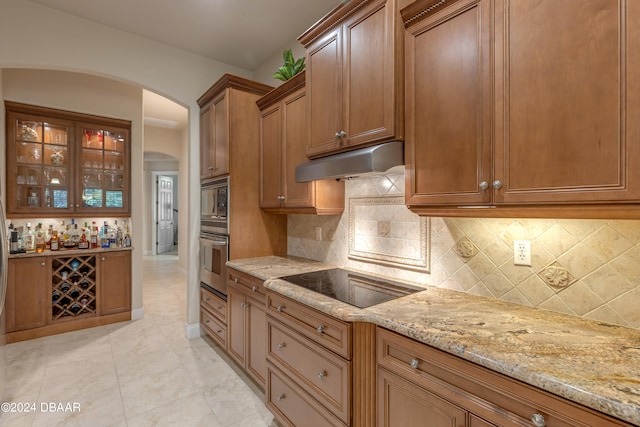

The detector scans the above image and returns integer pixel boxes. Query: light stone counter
[228,256,640,426]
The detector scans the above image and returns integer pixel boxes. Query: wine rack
[51,255,97,320]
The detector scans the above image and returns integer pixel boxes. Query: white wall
[0,0,253,330]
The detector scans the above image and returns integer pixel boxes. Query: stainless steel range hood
[295,141,404,182]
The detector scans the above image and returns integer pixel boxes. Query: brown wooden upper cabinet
[404,0,640,218]
[197,74,273,181]
[257,71,344,214]
[298,0,405,158]
[6,102,131,217]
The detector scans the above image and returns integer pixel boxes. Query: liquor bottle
[101,221,110,248]
[46,224,54,250]
[114,220,123,248]
[23,223,36,252]
[90,221,98,249]
[123,220,131,248]
[50,230,60,251]
[62,222,70,246]
[35,223,46,253]
[70,220,80,246]
[77,222,89,249]
[45,187,51,208]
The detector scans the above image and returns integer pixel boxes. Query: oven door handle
[201,239,228,246]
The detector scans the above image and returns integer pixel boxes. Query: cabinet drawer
[200,307,226,348]
[268,317,351,424]
[267,292,351,359]
[228,268,266,297]
[267,365,347,427]
[200,287,226,323]
[377,327,632,427]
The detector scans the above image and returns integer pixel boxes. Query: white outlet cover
[513,240,532,266]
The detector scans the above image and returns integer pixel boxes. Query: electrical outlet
[513,240,531,266]
[315,227,322,241]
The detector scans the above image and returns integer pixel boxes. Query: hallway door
[157,175,174,254]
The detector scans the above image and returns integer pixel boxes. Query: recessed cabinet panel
[494,0,639,203]
[405,0,491,206]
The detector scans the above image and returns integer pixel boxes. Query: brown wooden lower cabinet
[6,257,49,332]
[377,327,633,427]
[226,269,268,387]
[199,286,227,349]
[5,250,132,343]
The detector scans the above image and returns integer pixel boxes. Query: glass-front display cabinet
[5,102,130,217]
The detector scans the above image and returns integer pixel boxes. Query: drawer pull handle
[276,305,284,312]
[317,325,325,334]
[410,358,419,369]
[40,262,46,267]
[205,319,210,324]
[217,306,223,310]
[277,342,286,350]
[216,329,222,334]
[531,413,546,427]
[277,393,286,401]
[317,370,327,380]
[205,297,210,301]
[252,286,258,292]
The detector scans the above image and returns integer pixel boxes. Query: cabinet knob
[531,413,546,427]
[339,130,346,138]
[277,195,285,201]
[492,179,503,189]
[208,166,214,170]
[217,306,223,310]
[410,358,419,369]
[216,329,222,334]
[40,262,46,267]
[317,370,327,380]
[334,131,341,138]
[205,319,210,323]
[479,181,489,191]
[204,297,210,301]
[277,342,286,350]
[317,325,325,334]
[234,277,239,283]
[241,302,248,309]
[101,257,106,261]
[75,204,80,208]
[277,393,286,401]
[252,286,258,292]
[276,305,284,312]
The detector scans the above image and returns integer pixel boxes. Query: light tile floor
[0,254,278,427]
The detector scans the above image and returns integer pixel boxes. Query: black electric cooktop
[280,268,423,308]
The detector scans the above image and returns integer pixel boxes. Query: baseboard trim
[184,322,201,339]
[131,307,144,320]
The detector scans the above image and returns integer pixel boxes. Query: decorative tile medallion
[455,237,478,259]
[349,196,430,272]
[538,262,576,289]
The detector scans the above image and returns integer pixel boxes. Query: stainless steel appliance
[201,176,228,234]
[200,176,229,298]
[280,268,422,308]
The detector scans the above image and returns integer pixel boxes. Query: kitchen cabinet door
[257,72,344,214]
[493,0,640,204]
[6,257,49,332]
[200,92,229,179]
[378,367,468,427]
[5,101,131,217]
[227,275,267,387]
[404,0,492,207]
[301,0,404,158]
[99,250,131,315]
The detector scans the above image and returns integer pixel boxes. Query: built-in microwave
[201,176,228,234]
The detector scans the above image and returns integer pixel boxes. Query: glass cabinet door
[79,125,129,212]
[11,115,73,213]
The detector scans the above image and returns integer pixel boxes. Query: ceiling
[27,0,341,70]
[26,0,342,132]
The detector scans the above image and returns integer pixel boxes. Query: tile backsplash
[287,171,640,329]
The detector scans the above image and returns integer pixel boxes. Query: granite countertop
[8,246,134,259]
[228,256,640,425]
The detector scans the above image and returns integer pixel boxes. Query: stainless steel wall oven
[200,176,228,298]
